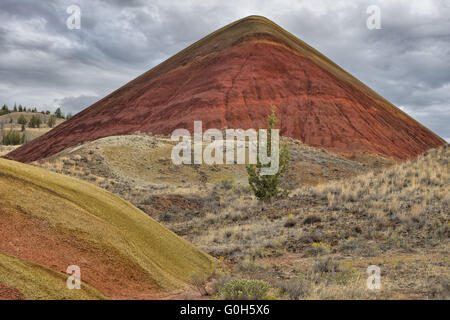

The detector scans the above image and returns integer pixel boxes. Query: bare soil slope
[0,158,215,299]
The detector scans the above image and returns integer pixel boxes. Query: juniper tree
[54,107,64,119]
[28,115,41,128]
[2,131,24,145]
[17,115,27,125]
[246,106,290,201]
[0,104,10,116]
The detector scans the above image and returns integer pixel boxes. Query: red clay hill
[6,16,446,163]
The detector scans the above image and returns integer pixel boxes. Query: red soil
[0,206,160,299]
[6,17,446,163]
[0,282,25,300]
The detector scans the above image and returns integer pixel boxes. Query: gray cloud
[0,0,448,141]
[54,94,100,114]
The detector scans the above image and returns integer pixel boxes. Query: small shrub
[190,272,208,296]
[303,215,321,225]
[237,258,261,273]
[284,214,298,228]
[309,258,358,286]
[210,272,232,296]
[311,256,339,275]
[214,176,235,191]
[338,237,362,252]
[159,210,175,222]
[218,279,270,300]
[307,241,330,256]
[274,278,310,299]
[17,115,27,125]
[428,276,450,300]
[2,131,25,145]
[338,237,380,256]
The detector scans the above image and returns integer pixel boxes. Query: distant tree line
[1,104,73,146]
[1,103,72,119]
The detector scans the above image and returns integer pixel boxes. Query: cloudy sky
[0,0,449,141]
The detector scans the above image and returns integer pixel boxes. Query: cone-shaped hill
[6,16,446,163]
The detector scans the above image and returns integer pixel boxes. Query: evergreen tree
[47,115,56,128]
[54,107,64,119]
[246,106,290,201]
[2,131,23,145]
[28,115,42,128]
[0,104,10,116]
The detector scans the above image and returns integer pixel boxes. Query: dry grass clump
[300,145,449,251]
[317,146,447,208]
[274,278,311,299]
